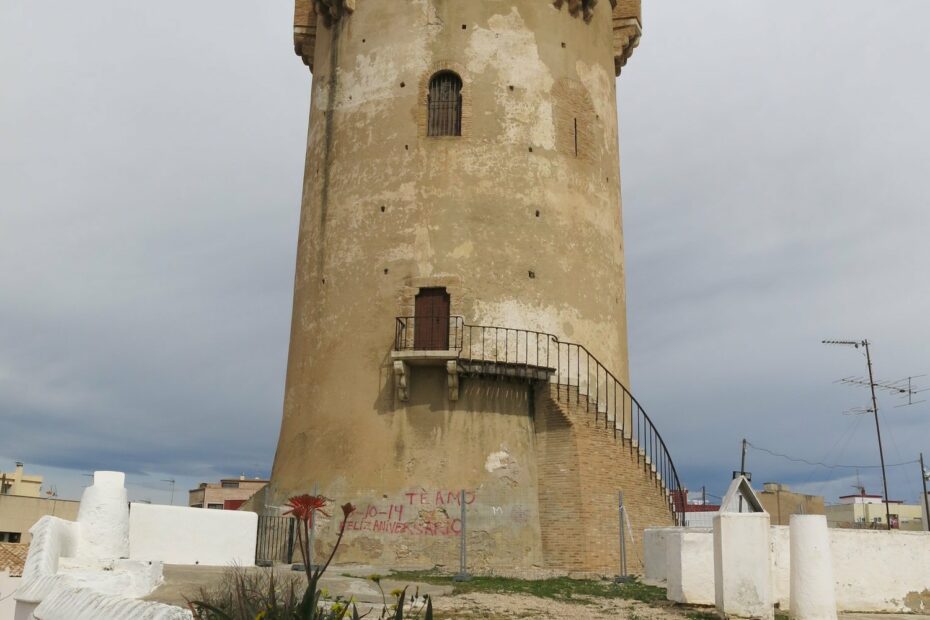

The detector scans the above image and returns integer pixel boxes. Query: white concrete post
[714,512,773,619]
[667,529,715,605]
[789,515,837,620]
[76,471,130,560]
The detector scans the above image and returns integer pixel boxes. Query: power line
[746,441,918,470]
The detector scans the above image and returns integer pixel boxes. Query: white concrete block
[714,512,773,619]
[129,504,257,566]
[91,471,125,489]
[642,527,681,586]
[769,525,790,610]
[667,529,714,605]
[790,515,836,620]
[76,471,130,561]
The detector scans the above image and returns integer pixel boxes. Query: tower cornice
[293,0,642,76]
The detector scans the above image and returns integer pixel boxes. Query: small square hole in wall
[380,205,386,212]
[561,42,566,48]
[535,210,540,217]
[400,81,406,88]
[528,147,533,152]
[528,270,536,279]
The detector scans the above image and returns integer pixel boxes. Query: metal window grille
[428,72,462,137]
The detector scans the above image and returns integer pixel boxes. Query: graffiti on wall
[344,489,476,537]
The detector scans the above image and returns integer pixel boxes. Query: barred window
[427,71,462,137]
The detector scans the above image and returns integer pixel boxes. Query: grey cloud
[2,1,928,505]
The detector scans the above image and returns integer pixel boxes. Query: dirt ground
[429,592,697,620]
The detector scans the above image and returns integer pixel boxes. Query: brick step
[548,383,671,500]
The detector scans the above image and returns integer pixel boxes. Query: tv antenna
[841,406,871,416]
[835,374,926,408]
[822,339,892,530]
[161,479,176,505]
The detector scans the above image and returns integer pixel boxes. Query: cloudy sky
[2,1,928,506]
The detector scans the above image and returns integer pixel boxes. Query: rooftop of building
[190,475,269,492]
[0,542,29,577]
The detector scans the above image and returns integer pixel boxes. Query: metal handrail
[393,316,684,525]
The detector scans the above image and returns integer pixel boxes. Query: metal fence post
[454,489,471,581]
[615,491,630,583]
[286,517,296,564]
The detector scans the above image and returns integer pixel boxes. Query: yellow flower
[369,574,382,584]
[255,611,267,620]
[320,588,330,599]
[331,603,346,615]
[391,588,403,598]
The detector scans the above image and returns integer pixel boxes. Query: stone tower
[264,0,680,573]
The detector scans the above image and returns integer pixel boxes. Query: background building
[0,463,79,543]
[189,476,268,510]
[0,463,41,498]
[758,482,825,526]
[825,488,924,530]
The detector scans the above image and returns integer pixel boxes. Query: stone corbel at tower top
[610,0,643,76]
[293,0,356,70]
[293,0,641,76]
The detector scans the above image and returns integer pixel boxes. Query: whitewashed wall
[1,571,22,620]
[128,504,257,566]
[650,526,930,613]
[830,529,930,612]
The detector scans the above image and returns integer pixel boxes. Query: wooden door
[414,288,450,350]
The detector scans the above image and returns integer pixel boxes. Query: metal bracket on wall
[447,360,460,401]
[393,360,410,402]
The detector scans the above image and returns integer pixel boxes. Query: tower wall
[268,0,659,572]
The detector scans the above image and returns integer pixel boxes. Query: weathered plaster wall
[270,0,659,571]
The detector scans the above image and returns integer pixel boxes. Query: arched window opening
[428,72,463,137]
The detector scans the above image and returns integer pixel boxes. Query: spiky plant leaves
[392,588,407,620]
[186,600,235,620]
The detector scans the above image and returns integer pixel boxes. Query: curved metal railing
[394,316,684,525]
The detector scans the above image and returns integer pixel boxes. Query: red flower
[284,494,330,525]
[341,502,356,519]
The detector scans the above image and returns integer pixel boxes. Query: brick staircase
[534,384,678,573]
[394,317,684,572]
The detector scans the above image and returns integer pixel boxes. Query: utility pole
[921,453,930,533]
[738,438,748,512]
[740,438,748,476]
[162,479,176,505]
[823,339,892,530]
